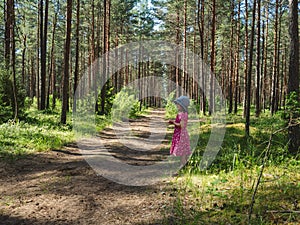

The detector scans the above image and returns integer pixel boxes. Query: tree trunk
[198,0,206,114]
[30,55,36,99]
[47,10,57,109]
[234,0,241,114]
[51,56,56,110]
[271,0,279,115]
[101,0,110,114]
[183,0,187,93]
[91,0,98,113]
[262,5,269,112]
[282,45,288,109]
[4,0,11,68]
[245,0,257,137]
[114,33,119,93]
[175,3,180,97]
[39,0,43,85]
[11,9,17,121]
[21,34,27,85]
[255,0,261,117]
[61,0,72,124]
[40,0,49,110]
[36,1,41,109]
[209,0,216,115]
[243,0,249,118]
[228,0,235,114]
[287,0,299,154]
[73,0,80,112]
[276,13,282,110]
[5,0,18,120]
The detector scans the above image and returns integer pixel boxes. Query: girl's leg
[173,156,188,176]
[180,155,188,167]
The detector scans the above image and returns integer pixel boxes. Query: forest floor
[1,109,300,225]
[0,110,179,225]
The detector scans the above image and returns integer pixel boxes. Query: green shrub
[165,91,177,119]
[0,97,13,123]
[0,65,26,123]
[96,86,116,115]
[111,87,141,121]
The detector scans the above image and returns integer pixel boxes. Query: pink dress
[170,112,191,156]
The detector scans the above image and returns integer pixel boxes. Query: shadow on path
[0,109,177,225]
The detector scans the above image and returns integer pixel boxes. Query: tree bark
[234,0,241,114]
[61,0,72,124]
[73,0,80,112]
[197,0,206,114]
[175,2,180,97]
[4,0,11,68]
[47,9,57,109]
[183,0,187,93]
[209,0,216,115]
[5,0,18,120]
[21,34,27,86]
[255,0,261,117]
[101,0,110,114]
[262,5,269,112]
[40,0,49,110]
[287,0,299,154]
[245,0,257,137]
[243,0,249,118]
[271,0,279,115]
[228,0,235,114]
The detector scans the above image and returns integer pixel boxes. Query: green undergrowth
[0,107,74,161]
[0,96,147,161]
[188,109,293,174]
[164,164,300,224]
[164,108,300,224]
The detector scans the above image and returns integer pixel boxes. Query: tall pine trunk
[271,0,279,115]
[255,0,261,117]
[245,0,257,137]
[287,0,299,154]
[47,10,57,109]
[234,0,241,114]
[40,0,49,110]
[243,0,249,118]
[198,0,206,114]
[73,0,80,112]
[175,2,180,97]
[262,5,269,112]
[101,0,110,114]
[209,0,216,115]
[228,0,235,114]
[21,34,26,86]
[183,0,187,93]
[5,0,18,120]
[61,0,72,124]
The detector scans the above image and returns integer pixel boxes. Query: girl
[169,96,191,168]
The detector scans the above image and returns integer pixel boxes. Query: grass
[187,109,291,174]
[0,107,74,161]
[165,164,300,224]
[0,98,143,161]
[164,108,300,224]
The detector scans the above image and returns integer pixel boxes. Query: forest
[0,0,299,224]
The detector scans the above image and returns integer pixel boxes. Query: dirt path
[0,110,177,225]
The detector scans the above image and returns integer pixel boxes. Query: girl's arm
[171,120,184,128]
